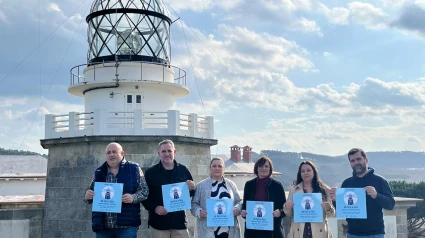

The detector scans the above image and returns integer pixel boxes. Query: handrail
[46,111,212,139]
[70,61,187,86]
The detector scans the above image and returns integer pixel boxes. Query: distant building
[215,145,281,192]
[0,155,47,196]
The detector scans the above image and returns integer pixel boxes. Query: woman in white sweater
[191,157,242,238]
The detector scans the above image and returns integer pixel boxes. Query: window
[136,95,141,103]
[127,95,132,103]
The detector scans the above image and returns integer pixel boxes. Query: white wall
[0,180,46,196]
[84,85,174,113]
[0,220,29,238]
[328,215,397,237]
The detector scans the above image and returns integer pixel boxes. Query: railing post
[68,112,77,137]
[134,109,142,135]
[189,113,198,137]
[167,110,180,135]
[44,114,54,139]
[94,109,107,135]
[207,116,214,139]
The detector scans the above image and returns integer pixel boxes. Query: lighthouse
[40,1,217,237]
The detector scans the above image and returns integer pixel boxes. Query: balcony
[44,110,214,139]
[68,61,189,98]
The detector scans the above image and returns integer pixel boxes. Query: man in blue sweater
[330,148,395,238]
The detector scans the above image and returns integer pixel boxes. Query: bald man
[84,142,149,238]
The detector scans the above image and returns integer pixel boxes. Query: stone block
[42,230,63,238]
[397,223,407,233]
[56,188,73,198]
[77,155,97,167]
[48,167,63,178]
[62,206,78,220]
[396,214,406,225]
[76,209,90,220]
[45,199,61,210]
[80,231,96,238]
[43,219,59,231]
[72,220,87,231]
[0,210,13,220]
[59,220,74,231]
[46,177,65,188]
[29,225,42,238]
[13,209,43,219]
[63,176,81,187]
[44,209,61,220]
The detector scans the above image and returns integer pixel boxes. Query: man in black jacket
[142,139,195,238]
[330,148,395,238]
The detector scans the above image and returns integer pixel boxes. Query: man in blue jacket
[330,148,395,238]
[84,142,149,238]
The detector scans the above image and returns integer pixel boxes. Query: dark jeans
[96,227,137,238]
[347,234,385,238]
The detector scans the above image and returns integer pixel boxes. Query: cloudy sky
[2,0,425,156]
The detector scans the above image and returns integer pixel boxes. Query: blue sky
[2,0,425,156]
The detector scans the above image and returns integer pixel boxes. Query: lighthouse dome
[87,0,171,64]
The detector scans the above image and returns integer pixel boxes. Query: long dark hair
[296,161,327,199]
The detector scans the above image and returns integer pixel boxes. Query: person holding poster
[240,156,286,238]
[284,161,334,238]
[142,139,195,238]
[329,148,395,238]
[84,142,149,238]
[191,157,242,238]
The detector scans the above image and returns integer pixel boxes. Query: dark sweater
[340,168,395,235]
[141,160,194,230]
[242,177,286,238]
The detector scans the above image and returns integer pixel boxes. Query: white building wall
[0,180,46,196]
[0,220,29,238]
[84,85,174,113]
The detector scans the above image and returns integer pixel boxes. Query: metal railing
[70,61,186,87]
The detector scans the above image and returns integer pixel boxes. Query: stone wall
[0,204,43,238]
[40,135,217,238]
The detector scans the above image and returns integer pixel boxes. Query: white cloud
[349,2,389,30]
[290,18,323,36]
[415,0,425,8]
[169,0,321,35]
[218,116,425,155]
[0,10,8,24]
[319,2,389,30]
[0,97,84,153]
[167,0,213,12]
[380,0,407,7]
[48,3,61,12]
[318,3,350,25]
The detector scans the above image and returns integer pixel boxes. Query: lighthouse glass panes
[87,0,171,64]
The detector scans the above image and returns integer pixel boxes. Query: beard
[353,164,367,175]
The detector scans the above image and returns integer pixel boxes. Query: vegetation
[390,180,425,238]
[0,147,46,157]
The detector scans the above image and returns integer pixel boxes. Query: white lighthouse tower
[41,1,216,237]
[44,0,214,139]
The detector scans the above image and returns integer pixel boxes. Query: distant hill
[0,148,46,157]
[252,150,425,188]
